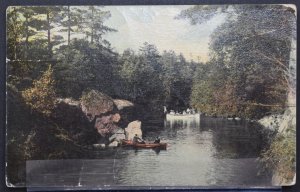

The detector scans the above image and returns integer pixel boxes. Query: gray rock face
[57,98,80,107]
[109,128,125,142]
[92,144,106,149]
[113,99,134,110]
[108,141,119,147]
[94,114,120,137]
[258,107,296,134]
[57,90,140,144]
[80,90,115,121]
[125,120,142,140]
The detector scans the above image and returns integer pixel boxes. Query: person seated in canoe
[132,134,145,144]
[154,136,160,144]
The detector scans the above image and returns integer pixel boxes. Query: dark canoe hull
[121,140,167,150]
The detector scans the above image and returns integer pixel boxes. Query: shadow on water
[199,117,271,159]
[26,116,273,188]
[111,116,272,186]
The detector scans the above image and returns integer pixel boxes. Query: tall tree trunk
[46,11,52,58]
[13,8,17,60]
[25,17,29,60]
[91,7,94,44]
[67,6,71,62]
[67,6,70,46]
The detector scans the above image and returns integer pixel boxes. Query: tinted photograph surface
[6,5,296,188]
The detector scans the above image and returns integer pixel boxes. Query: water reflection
[27,116,272,188]
[100,116,271,186]
[200,117,268,159]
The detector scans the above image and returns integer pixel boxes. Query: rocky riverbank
[58,90,142,149]
[258,105,296,186]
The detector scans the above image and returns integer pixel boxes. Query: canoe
[121,140,167,150]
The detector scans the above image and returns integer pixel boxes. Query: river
[26,116,273,188]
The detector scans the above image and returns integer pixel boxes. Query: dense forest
[179,5,296,118]
[178,5,296,184]
[6,5,296,185]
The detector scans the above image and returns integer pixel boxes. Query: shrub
[22,65,56,116]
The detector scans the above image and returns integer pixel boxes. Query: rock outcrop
[258,107,296,135]
[125,120,142,140]
[113,99,134,110]
[92,143,106,149]
[108,141,119,148]
[258,105,296,186]
[80,90,115,121]
[109,128,126,143]
[56,90,142,147]
[80,90,125,139]
[94,114,120,137]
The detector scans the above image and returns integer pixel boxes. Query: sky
[102,6,226,62]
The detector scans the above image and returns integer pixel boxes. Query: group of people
[169,107,196,115]
[132,134,160,144]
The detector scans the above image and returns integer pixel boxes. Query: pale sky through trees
[103,6,226,62]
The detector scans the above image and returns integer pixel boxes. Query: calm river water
[94,116,272,187]
[27,116,273,188]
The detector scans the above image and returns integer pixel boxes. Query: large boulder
[258,107,296,134]
[109,128,125,142]
[95,113,121,137]
[94,114,120,137]
[113,99,134,110]
[278,107,296,134]
[125,120,142,140]
[80,90,115,121]
[108,141,119,148]
[92,143,106,149]
[57,98,80,107]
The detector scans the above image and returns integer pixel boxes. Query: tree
[53,7,118,98]
[7,6,65,88]
[7,7,25,84]
[29,6,64,58]
[117,49,140,99]
[160,51,195,109]
[22,65,56,116]
[160,50,178,102]
[180,5,296,118]
[138,43,164,104]
[54,39,118,98]
[59,6,87,58]
[83,6,116,44]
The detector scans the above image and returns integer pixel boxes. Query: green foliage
[7,7,24,61]
[117,43,197,113]
[5,6,137,186]
[54,39,118,98]
[7,7,27,85]
[22,65,56,116]
[117,44,163,101]
[182,5,296,118]
[6,5,296,185]
[80,89,113,110]
[261,133,296,182]
[7,82,98,185]
[84,6,117,44]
